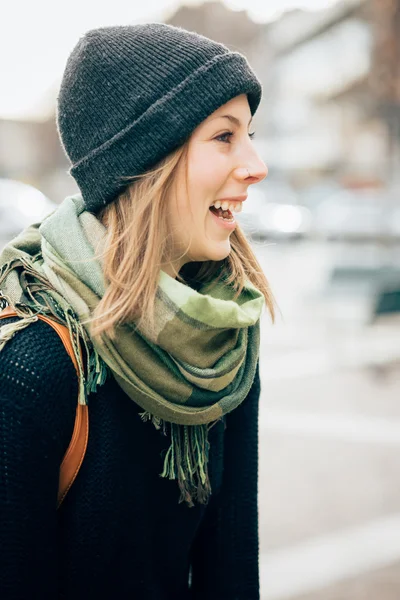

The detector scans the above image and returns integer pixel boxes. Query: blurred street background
[1,0,400,597]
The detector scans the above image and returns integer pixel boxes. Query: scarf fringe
[87,349,109,392]
[139,411,212,508]
[0,315,39,351]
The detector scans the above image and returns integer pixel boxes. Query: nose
[235,162,268,185]
[247,162,268,183]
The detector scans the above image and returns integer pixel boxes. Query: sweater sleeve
[0,317,77,599]
[190,360,261,600]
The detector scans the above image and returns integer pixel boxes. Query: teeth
[210,200,242,213]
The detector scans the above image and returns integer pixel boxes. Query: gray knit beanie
[56,23,262,213]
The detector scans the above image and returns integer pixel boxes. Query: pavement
[258,364,400,599]
[293,562,400,600]
[253,240,400,599]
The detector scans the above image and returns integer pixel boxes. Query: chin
[205,241,232,262]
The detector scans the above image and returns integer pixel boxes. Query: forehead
[200,94,250,127]
[187,95,251,146]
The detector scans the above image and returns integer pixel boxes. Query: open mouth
[209,205,234,222]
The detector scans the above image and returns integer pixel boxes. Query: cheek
[188,150,229,193]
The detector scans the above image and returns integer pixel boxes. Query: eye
[214,131,256,144]
[215,131,234,143]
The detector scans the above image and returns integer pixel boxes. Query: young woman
[0,23,275,599]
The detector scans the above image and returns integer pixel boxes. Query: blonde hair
[86,140,277,340]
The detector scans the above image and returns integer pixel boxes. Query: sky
[1,0,338,121]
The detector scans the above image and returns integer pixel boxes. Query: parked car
[0,178,57,248]
[236,186,312,241]
[312,188,399,241]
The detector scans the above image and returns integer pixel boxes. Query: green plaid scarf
[0,194,264,506]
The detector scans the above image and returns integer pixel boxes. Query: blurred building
[166,0,261,52]
[369,0,400,184]
[0,117,77,203]
[263,0,400,189]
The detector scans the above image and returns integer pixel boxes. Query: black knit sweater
[0,315,260,600]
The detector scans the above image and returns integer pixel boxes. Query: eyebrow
[210,114,253,128]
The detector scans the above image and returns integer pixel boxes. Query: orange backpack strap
[0,305,89,509]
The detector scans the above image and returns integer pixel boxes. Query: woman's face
[164,94,268,278]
